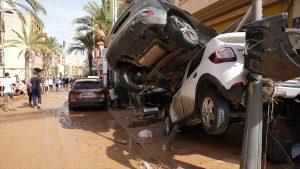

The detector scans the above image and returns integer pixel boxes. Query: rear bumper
[107,11,167,70]
[243,13,300,81]
[274,85,300,98]
[69,100,107,108]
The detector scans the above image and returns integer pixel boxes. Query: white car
[165,33,300,137]
[165,32,247,135]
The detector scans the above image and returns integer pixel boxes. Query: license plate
[81,92,95,97]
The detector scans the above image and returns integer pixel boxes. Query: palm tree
[41,37,62,75]
[5,26,45,81]
[1,0,46,23]
[68,32,99,75]
[73,0,112,36]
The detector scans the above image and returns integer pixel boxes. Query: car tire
[166,15,200,50]
[118,71,146,93]
[199,90,230,135]
[163,105,173,136]
[102,102,108,110]
[68,104,76,111]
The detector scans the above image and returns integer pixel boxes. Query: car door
[179,47,206,116]
[169,71,188,122]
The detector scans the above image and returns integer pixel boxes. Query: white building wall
[3,10,42,80]
[3,10,31,80]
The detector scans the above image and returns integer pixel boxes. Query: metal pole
[240,1,263,169]
[112,0,118,84]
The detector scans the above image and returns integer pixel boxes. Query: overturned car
[107,0,217,92]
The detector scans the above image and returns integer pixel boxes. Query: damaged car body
[243,13,300,164]
[107,0,217,92]
[166,14,300,139]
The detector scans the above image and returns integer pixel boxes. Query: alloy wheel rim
[172,16,198,42]
[201,97,215,128]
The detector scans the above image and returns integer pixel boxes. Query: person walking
[1,73,15,112]
[30,72,42,109]
[26,80,33,107]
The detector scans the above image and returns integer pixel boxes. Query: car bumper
[107,10,167,70]
[274,85,300,98]
[69,100,107,108]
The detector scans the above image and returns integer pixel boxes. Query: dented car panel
[243,13,300,81]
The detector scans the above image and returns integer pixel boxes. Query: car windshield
[73,81,103,90]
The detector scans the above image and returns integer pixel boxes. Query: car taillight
[142,9,154,16]
[230,82,244,89]
[69,91,80,100]
[209,47,237,63]
[146,10,154,16]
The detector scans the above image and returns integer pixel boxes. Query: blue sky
[39,0,91,44]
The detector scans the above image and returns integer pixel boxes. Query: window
[74,81,103,90]
[186,47,206,78]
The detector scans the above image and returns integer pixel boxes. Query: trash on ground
[138,130,153,139]
[138,159,153,169]
[127,117,162,128]
[141,107,159,119]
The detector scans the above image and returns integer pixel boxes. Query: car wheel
[163,105,173,136]
[102,102,108,110]
[199,90,230,135]
[118,71,146,93]
[68,104,76,111]
[166,15,200,50]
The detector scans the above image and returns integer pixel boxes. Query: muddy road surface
[0,90,150,169]
[0,90,293,169]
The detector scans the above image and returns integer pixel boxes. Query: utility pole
[106,0,119,86]
[240,1,263,169]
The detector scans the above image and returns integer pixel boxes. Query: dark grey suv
[107,0,217,92]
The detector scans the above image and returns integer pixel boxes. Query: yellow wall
[208,1,289,33]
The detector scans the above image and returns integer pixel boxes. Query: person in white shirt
[1,73,15,112]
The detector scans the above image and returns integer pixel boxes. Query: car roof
[215,32,246,44]
[75,78,101,83]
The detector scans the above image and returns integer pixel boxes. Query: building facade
[173,0,299,33]
[2,8,44,80]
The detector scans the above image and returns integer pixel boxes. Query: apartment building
[2,8,44,80]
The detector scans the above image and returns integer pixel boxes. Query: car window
[187,47,206,78]
[73,81,103,90]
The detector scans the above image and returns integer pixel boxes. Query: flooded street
[0,90,293,169]
[0,90,148,169]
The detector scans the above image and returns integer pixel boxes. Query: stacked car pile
[107,0,300,164]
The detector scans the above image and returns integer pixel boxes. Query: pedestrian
[26,80,33,107]
[44,77,49,93]
[30,72,42,109]
[55,77,60,91]
[48,78,53,90]
[1,73,15,112]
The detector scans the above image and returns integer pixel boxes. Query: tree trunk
[24,51,30,82]
[88,52,93,76]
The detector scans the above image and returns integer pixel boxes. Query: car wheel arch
[194,74,224,113]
